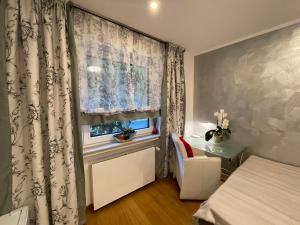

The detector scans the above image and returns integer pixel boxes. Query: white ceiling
[72,0,300,55]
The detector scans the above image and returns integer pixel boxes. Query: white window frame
[82,118,154,148]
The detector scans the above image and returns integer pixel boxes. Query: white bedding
[193,156,300,225]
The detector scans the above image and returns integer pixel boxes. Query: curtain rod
[67,1,167,44]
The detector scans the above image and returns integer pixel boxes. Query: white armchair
[172,133,221,200]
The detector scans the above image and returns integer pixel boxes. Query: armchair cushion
[192,147,206,156]
[179,136,194,158]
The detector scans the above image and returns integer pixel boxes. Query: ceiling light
[87,66,101,73]
[149,1,159,10]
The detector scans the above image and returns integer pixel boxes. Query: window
[85,56,150,113]
[72,8,163,148]
[73,8,164,117]
[90,118,150,137]
[82,119,154,147]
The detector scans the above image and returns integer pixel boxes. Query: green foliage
[90,120,131,137]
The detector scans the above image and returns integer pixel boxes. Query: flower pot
[213,133,229,143]
[113,131,136,143]
[213,134,224,143]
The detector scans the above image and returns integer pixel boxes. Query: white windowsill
[83,134,160,162]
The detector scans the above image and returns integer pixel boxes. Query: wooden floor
[86,179,202,225]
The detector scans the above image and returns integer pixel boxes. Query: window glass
[90,118,149,137]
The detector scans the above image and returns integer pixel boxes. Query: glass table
[185,136,246,177]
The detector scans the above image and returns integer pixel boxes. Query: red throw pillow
[179,136,194,158]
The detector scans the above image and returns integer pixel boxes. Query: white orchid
[206,109,231,142]
[213,109,230,128]
[222,119,229,129]
[214,112,219,117]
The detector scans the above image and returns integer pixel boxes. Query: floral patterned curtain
[72,8,165,123]
[158,43,186,178]
[4,0,81,224]
[0,0,12,216]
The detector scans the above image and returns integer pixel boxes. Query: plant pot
[213,133,229,143]
[113,132,136,143]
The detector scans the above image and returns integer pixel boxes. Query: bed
[193,155,300,225]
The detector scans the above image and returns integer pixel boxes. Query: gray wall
[194,23,300,166]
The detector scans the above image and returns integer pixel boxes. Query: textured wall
[194,23,300,166]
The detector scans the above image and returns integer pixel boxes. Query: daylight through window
[90,118,150,137]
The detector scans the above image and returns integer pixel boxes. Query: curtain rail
[67,1,167,44]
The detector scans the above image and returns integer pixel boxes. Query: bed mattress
[193,156,300,225]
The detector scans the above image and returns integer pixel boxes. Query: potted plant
[205,109,231,143]
[113,127,136,143]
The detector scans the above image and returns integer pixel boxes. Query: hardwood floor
[86,179,202,225]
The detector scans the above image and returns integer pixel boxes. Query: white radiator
[91,147,155,210]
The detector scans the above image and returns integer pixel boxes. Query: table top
[185,136,246,160]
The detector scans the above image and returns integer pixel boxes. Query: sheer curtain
[71,8,165,123]
[3,0,84,224]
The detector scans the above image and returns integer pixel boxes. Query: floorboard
[86,179,202,225]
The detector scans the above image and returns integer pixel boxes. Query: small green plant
[114,127,136,141]
[121,128,135,138]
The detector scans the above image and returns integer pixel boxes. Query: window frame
[82,118,154,148]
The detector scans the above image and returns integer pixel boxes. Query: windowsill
[83,134,160,162]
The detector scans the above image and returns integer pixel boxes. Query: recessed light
[149,1,159,10]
